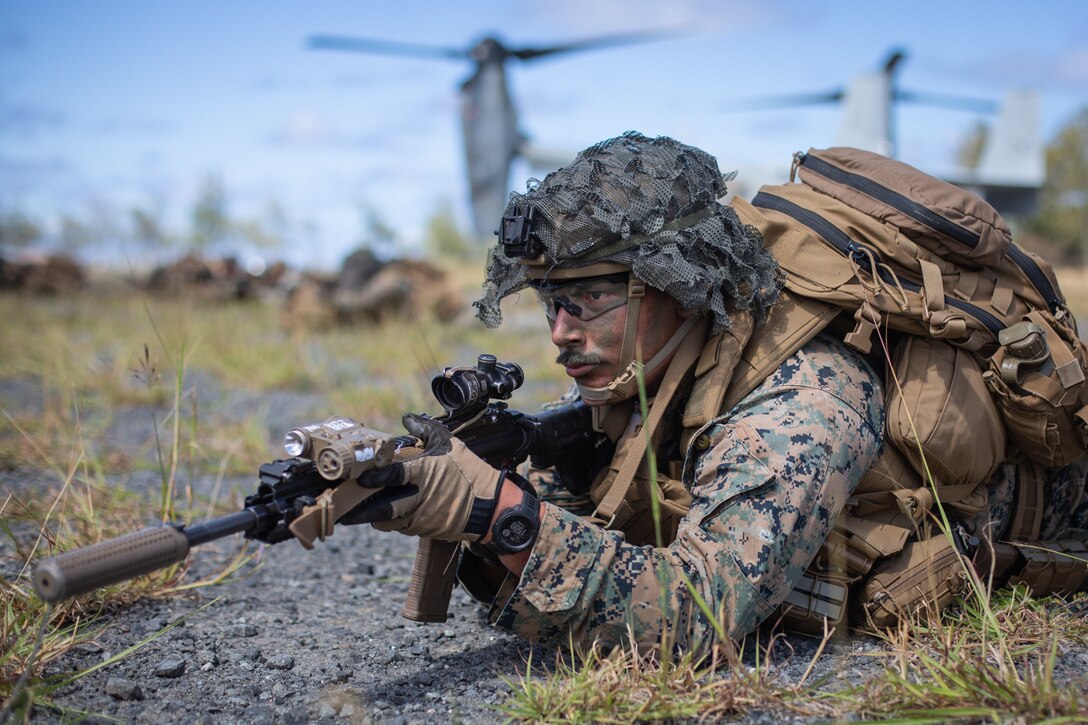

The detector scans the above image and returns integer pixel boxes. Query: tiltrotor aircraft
[728,49,1044,216]
[308,32,666,238]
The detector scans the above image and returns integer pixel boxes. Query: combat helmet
[474,131,781,405]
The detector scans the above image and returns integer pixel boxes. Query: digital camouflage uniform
[967,456,1088,543]
[470,130,1088,653]
[488,335,884,655]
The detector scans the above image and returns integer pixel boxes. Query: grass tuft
[498,633,840,724]
[851,607,1088,723]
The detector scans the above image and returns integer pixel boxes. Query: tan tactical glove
[337,414,503,541]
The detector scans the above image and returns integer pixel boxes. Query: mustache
[556,350,605,366]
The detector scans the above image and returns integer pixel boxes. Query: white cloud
[268,110,372,147]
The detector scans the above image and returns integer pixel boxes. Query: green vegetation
[847,588,1088,723]
[1030,107,1088,262]
[0,209,43,249]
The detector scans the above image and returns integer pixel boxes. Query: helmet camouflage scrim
[473,131,782,333]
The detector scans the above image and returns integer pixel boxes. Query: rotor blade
[509,30,679,61]
[724,89,845,111]
[308,35,468,61]
[896,90,999,114]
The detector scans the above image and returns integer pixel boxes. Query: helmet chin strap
[577,276,701,407]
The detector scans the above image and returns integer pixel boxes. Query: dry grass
[5,258,1088,721]
[500,633,841,723]
[846,588,1088,723]
[498,588,1088,724]
[0,263,565,717]
[0,402,253,718]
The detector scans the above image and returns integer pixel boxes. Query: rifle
[32,354,610,622]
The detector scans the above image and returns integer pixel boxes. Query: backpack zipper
[797,152,1064,314]
[752,191,1006,337]
[1005,244,1065,313]
[798,152,980,250]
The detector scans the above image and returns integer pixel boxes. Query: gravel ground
[4,372,1088,723]
[28,522,537,724]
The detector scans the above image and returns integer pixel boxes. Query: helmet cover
[474,131,782,333]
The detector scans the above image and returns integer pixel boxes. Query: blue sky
[2,1,1087,269]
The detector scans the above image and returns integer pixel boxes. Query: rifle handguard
[33,526,190,603]
[401,538,459,622]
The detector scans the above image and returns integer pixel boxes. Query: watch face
[499,514,534,549]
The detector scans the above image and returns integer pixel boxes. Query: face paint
[549,296,628,389]
[533,278,629,322]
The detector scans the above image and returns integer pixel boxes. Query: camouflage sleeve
[489,335,884,655]
[525,465,596,517]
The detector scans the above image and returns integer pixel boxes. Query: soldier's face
[548,282,687,394]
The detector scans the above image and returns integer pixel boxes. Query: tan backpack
[721,147,1088,629]
[739,148,1088,468]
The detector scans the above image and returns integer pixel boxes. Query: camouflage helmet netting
[474,131,782,333]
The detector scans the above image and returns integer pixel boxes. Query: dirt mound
[0,254,85,295]
[148,255,287,300]
[335,258,463,324]
[282,252,464,330]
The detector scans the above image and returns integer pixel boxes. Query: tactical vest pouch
[777,572,849,636]
[858,534,968,629]
[976,542,1024,587]
[983,539,1088,595]
[849,444,927,518]
[974,461,1059,592]
[1007,461,1046,541]
[986,310,1088,468]
[885,336,1005,517]
[1007,540,1088,596]
[815,513,913,580]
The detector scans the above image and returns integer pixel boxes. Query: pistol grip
[401,538,459,623]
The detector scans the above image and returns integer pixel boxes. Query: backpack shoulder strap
[721,289,842,415]
[680,310,754,431]
[679,288,840,454]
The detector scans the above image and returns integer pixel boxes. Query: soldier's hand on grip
[337,413,503,542]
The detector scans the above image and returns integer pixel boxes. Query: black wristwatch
[486,489,540,556]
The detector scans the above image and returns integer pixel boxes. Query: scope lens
[431,375,478,411]
[283,429,309,457]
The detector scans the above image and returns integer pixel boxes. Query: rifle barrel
[184,509,262,546]
[32,508,265,603]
